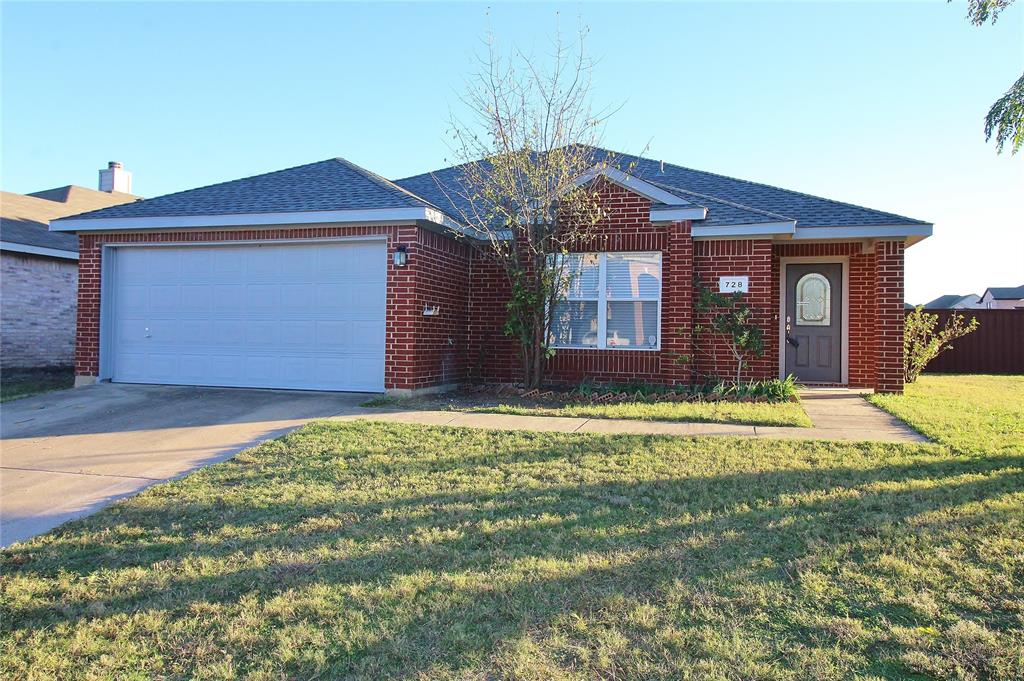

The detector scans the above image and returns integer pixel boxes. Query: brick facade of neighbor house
[74,225,472,392]
[0,253,78,368]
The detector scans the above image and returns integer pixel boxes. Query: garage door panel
[211,320,245,345]
[110,241,386,391]
[178,355,210,381]
[244,356,278,382]
[180,250,214,278]
[213,254,244,277]
[150,285,181,312]
[117,318,148,345]
[142,354,178,381]
[147,250,181,281]
[244,321,279,346]
[281,321,316,347]
[276,247,317,280]
[313,283,348,310]
[213,285,245,311]
[118,286,148,312]
[246,248,281,278]
[280,283,315,310]
[203,355,240,380]
[245,284,279,312]
[179,285,212,313]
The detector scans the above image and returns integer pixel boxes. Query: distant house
[977,285,1024,310]
[922,293,981,309]
[1,163,137,369]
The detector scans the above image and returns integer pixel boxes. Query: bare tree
[438,27,627,388]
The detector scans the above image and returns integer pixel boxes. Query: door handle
[786,335,799,348]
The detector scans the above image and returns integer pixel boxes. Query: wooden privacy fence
[912,309,1024,375]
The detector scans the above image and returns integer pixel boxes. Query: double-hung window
[549,251,661,350]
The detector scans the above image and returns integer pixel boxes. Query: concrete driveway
[0,383,367,547]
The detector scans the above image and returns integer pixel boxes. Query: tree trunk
[531,308,544,389]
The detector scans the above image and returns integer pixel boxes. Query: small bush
[904,307,979,383]
[571,376,799,404]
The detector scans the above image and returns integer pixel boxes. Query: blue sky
[2,1,1021,303]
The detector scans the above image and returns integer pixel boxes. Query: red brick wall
[73,203,907,393]
[769,241,903,392]
[874,240,905,393]
[693,239,775,382]
[772,243,877,388]
[74,224,469,391]
[398,228,472,390]
[467,180,693,385]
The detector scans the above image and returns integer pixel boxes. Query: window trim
[549,251,662,352]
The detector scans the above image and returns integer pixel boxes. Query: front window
[549,252,661,350]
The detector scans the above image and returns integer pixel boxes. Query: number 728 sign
[718,276,749,293]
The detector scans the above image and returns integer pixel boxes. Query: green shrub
[904,307,979,383]
[572,376,799,404]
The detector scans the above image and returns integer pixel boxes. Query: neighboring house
[1,163,137,368]
[50,149,932,394]
[977,285,1024,310]
[922,293,981,309]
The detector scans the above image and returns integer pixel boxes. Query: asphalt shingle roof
[1,187,136,253]
[984,285,1024,300]
[58,147,929,232]
[605,150,929,227]
[646,179,793,226]
[62,158,438,222]
[923,294,980,309]
[395,147,930,229]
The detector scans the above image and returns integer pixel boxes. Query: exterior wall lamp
[393,245,408,267]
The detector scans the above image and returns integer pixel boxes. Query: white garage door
[108,240,386,392]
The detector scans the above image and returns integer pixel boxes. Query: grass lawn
[0,367,74,403]
[460,399,812,427]
[869,374,1024,455]
[3,378,1022,679]
[363,394,813,428]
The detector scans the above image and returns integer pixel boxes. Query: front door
[784,263,842,383]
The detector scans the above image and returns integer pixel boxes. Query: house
[1,163,137,369]
[977,285,1024,310]
[922,293,981,309]
[49,150,932,394]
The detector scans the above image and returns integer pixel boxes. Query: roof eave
[0,241,79,260]
[692,221,797,239]
[650,206,708,222]
[787,223,933,245]
[50,206,468,234]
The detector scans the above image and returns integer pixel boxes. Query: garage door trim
[98,236,388,390]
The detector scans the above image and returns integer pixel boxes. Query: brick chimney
[98,161,132,194]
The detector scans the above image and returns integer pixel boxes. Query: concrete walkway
[338,391,927,443]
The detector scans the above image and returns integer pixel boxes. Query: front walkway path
[337,391,927,443]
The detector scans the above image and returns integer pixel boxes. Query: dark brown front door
[784,263,842,383]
